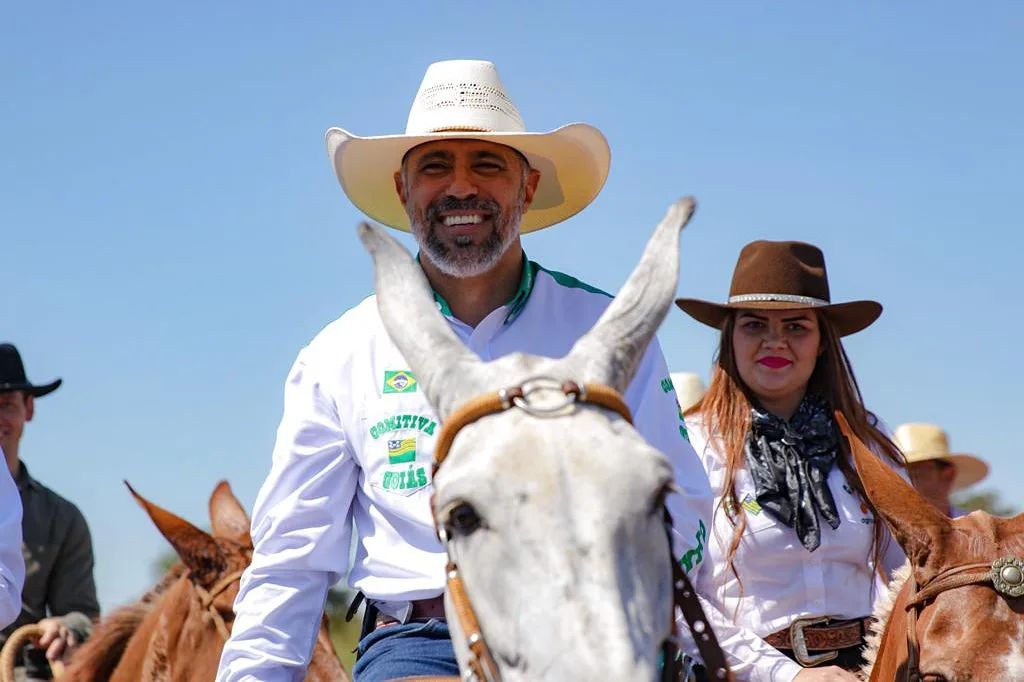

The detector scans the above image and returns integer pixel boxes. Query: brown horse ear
[209,480,252,547]
[125,481,225,584]
[834,412,952,563]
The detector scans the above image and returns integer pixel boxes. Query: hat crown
[729,240,832,303]
[406,60,526,136]
[670,372,707,412]
[0,344,28,385]
[895,423,953,458]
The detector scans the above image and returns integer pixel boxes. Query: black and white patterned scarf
[745,393,841,551]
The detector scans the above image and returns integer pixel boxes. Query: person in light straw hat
[895,422,988,518]
[219,59,713,682]
[671,371,707,413]
[674,241,908,680]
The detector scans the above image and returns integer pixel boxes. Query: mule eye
[444,502,483,537]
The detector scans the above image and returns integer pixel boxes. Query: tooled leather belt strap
[764,618,872,650]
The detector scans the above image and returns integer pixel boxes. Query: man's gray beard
[411,199,524,278]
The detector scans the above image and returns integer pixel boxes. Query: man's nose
[445,166,478,199]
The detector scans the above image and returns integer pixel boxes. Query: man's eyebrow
[473,150,508,164]
[413,150,453,165]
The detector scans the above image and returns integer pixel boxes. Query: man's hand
[35,616,79,663]
[793,667,861,681]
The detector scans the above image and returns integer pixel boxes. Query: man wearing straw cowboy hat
[0,344,99,681]
[895,422,988,518]
[217,59,712,681]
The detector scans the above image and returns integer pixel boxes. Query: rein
[873,556,1024,682]
[193,569,245,641]
[431,377,734,682]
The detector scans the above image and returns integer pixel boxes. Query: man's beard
[409,191,524,278]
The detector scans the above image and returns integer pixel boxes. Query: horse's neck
[112,577,194,682]
[862,563,912,681]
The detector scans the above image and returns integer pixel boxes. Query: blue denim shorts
[352,618,459,681]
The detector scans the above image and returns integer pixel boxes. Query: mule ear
[209,480,252,547]
[125,481,225,584]
[835,413,951,562]
[563,198,695,393]
[357,222,488,419]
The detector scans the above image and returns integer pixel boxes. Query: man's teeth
[443,215,483,226]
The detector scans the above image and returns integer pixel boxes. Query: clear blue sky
[4,3,1022,609]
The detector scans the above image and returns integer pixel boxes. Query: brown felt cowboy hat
[895,423,989,491]
[675,240,882,337]
[0,343,62,397]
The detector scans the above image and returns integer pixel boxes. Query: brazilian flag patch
[383,370,417,394]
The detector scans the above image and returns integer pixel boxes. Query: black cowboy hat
[0,343,62,397]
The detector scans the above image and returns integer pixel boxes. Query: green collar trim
[503,256,538,324]
[421,253,539,325]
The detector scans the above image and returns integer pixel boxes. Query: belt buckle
[789,616,839,667]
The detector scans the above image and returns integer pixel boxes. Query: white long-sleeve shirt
[683,413,905,682]
[0,449,25,629]
[217,259,713,681]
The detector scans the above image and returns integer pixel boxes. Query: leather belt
[764,616,872,652]
[374,595,446,629]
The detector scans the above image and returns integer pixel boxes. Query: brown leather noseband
[430,377,734,682]
[880,556,1024,682]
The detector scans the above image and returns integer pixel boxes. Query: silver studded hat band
[727,293,831,307]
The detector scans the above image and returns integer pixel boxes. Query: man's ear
[394,170,408,206]
[522,167,541,209]
[24,394,34,422]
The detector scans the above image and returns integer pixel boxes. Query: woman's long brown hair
[689,311,905,594]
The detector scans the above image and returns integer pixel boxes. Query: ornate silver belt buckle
[789,616,839,667]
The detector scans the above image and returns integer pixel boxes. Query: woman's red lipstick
[758,356,793,369]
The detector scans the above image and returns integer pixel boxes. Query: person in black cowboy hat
[0,344,99,681]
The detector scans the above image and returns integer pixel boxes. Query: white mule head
[359,198,696,680]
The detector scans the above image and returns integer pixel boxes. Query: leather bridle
[430,377,734,682]
[193,569,245,641]
[874,556,1024,682]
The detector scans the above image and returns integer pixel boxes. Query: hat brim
[904,451,989,491]
[325,123,610,233]
[674,298,882,337]
[0,378,62,397]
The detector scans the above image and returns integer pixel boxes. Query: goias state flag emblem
[387,438,417,464]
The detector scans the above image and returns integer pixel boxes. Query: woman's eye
[444,502,483,537]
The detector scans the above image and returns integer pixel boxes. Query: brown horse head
[836,413,1024,681]
[63,481,348,681]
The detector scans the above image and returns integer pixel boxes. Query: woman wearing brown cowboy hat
[676,241,906,681]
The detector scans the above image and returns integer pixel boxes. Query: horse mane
[860,561,911,679]
[63,563,187,681]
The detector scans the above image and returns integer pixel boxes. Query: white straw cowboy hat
[671,372,707,412]
[894,422,989,491]
[325,59,610,233]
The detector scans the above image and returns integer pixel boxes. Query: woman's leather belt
[765,616,873,650]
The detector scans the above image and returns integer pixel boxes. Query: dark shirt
[0,462,99,648]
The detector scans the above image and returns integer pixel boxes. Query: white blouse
[684,414,906,682]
